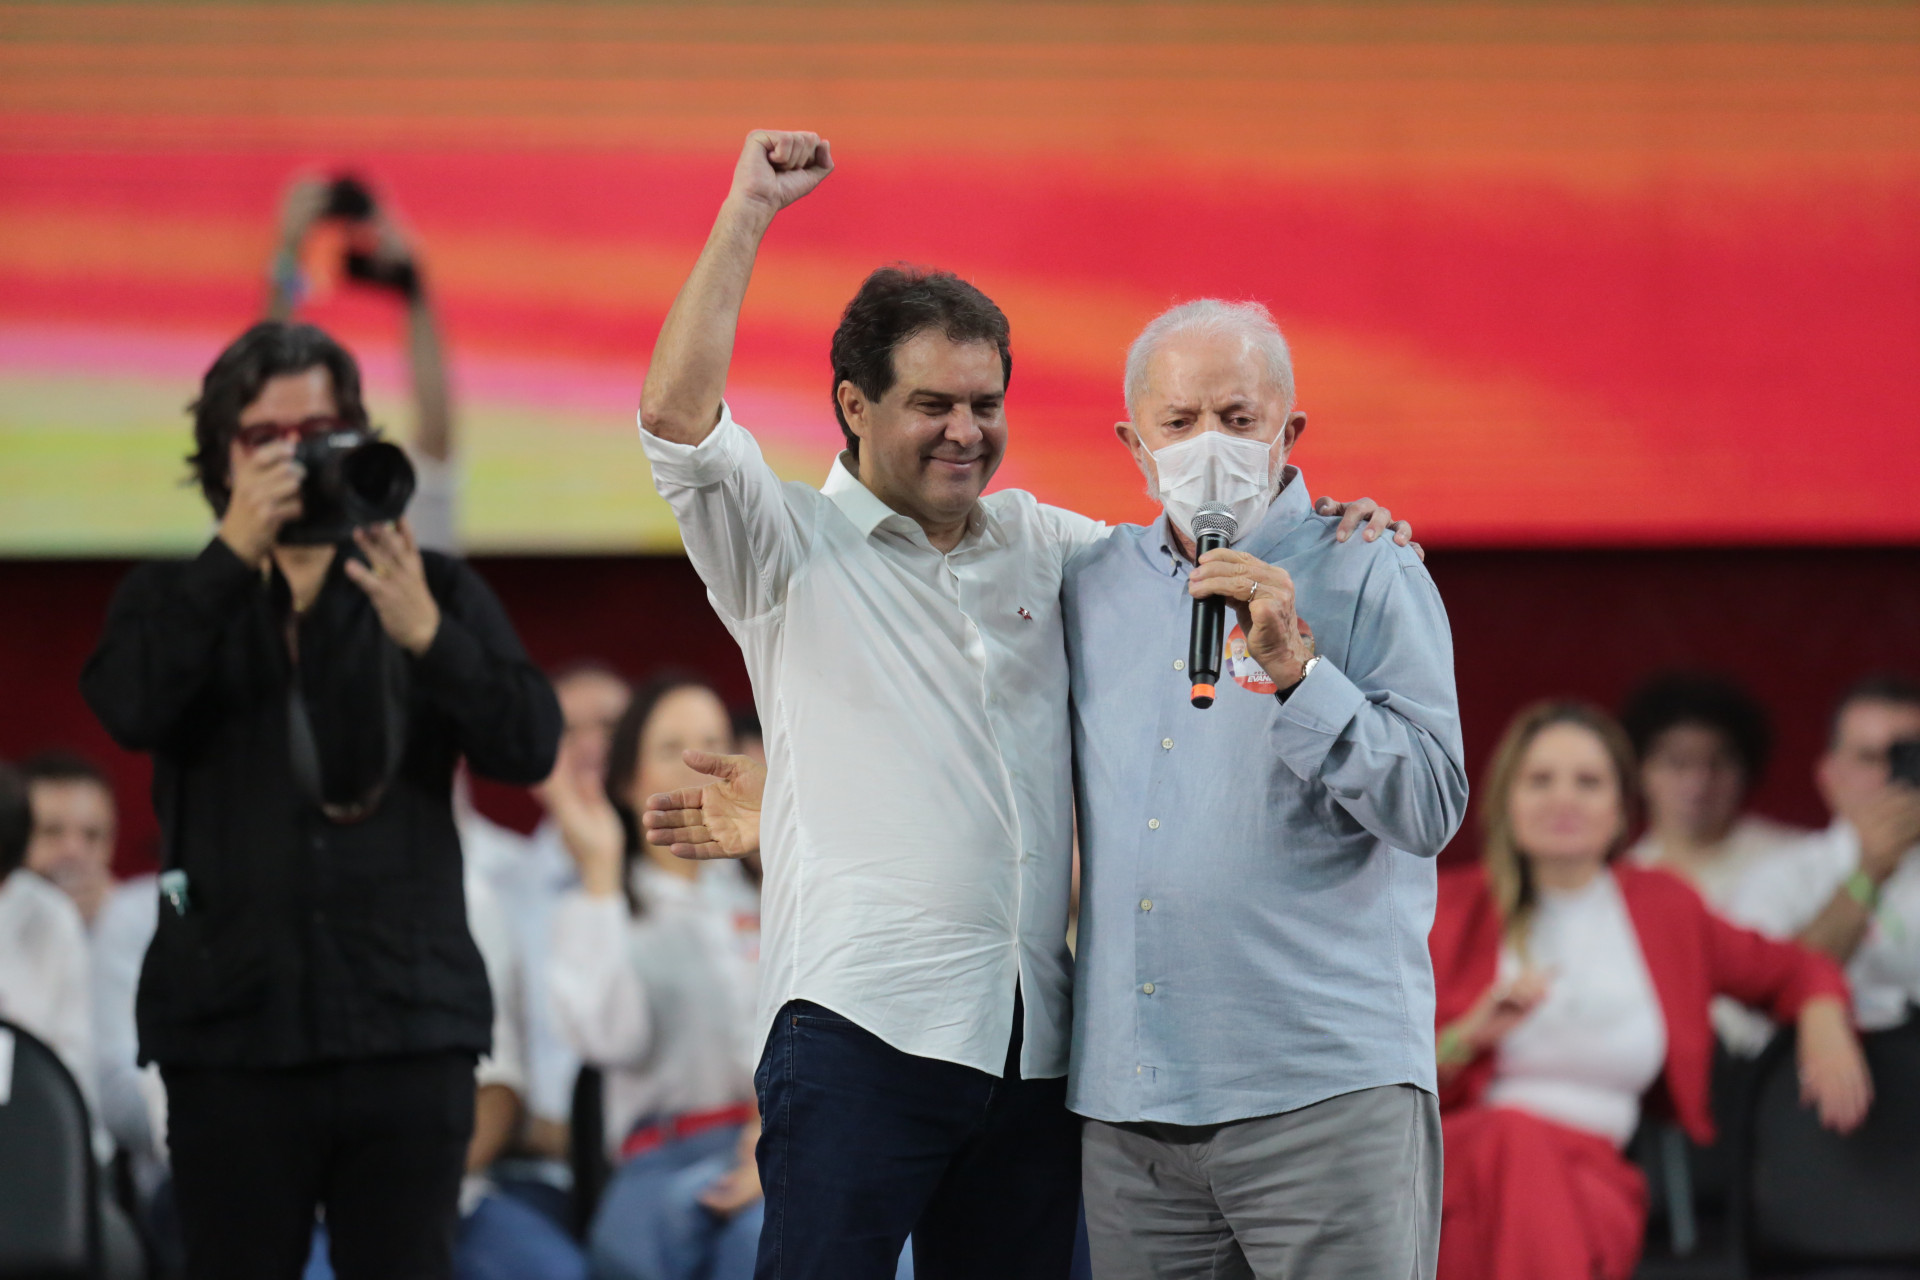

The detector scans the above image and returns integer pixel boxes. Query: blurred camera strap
[287,644,409,825]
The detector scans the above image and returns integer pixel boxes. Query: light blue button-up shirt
[1063,471,1468,1125]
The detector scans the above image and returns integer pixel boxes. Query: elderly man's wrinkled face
[1115,329,1305,498]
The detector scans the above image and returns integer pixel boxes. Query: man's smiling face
[840,329,1008,536]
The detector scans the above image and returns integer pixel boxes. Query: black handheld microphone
[1187,503,1238,708]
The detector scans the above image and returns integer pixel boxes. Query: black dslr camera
[277,425,416,546]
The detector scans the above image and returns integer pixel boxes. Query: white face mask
[1150,430,1276,542]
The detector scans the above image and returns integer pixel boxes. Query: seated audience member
[0,761,147,1279]
[1621,674,1808,1054]
[453,870,588,1280]
[1623,672,1806,905]
[543,676,763,1280]
[461,662,634,1224]
[19,752,168,1187]
[0,759,96,1111]
[1728,674,1920,1031]
[1429,702,1872,1280]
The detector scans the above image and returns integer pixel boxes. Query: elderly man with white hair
[1062,298,1466,1279]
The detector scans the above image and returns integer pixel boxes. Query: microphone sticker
[1225,625,1278,695]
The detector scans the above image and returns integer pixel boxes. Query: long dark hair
[602,671,729,915]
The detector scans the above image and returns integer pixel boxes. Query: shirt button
[1161,738,1174,750]
[1173,659,1186,671]
[1142,982,1156,994]
[1147,818,1160,830]
[1140,899,1153,912]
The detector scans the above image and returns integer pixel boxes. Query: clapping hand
[535,764,625,899]
[642,751,766,861]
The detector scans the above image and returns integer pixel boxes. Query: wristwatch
[1275,655,1320,704]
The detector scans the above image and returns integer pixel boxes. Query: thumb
[682,748,743,781]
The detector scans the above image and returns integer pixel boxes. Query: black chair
[1731,1016,1920,1277]
[567,1066,610,1241]
[0,1018,101,1280]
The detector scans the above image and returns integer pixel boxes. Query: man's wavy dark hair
[186,321,369,516]
[828,266,1011,458]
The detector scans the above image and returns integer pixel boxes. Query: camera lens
[341,441,416,524]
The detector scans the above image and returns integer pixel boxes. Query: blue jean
[459,1191,589,1280]
[589,1123,762,1280]
[308,1191,588,1280]
[754,1000,1081,1280]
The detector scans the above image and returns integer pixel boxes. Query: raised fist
[728,130,833,215]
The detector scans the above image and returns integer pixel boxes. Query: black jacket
[81,538,560,1068]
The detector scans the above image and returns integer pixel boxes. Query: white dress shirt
[1725,819,1920,1031]
[548,861,760,1155]
[640,406,1104,1077]
[465,869,527,1098]
[1630,813,1809,1053]
[0,869,96,1111]
[459,809,582,1124]
[1486,871,1668,1146]
[90,876,161,1160]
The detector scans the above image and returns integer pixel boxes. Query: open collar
[821,450,995,552]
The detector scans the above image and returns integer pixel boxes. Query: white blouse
[1485,870,1667,1146]
[548,859,760,1155]
[0,869,95,1109]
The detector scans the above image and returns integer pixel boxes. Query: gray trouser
[1081,1083,1440,1280]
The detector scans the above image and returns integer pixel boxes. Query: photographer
[268,173,457,552]
[80,322,561,1279]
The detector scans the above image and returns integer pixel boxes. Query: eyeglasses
[235,416,348,450]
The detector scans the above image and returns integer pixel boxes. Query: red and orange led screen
[2,3,1916,552]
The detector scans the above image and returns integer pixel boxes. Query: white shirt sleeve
[90,881,158,1157]
[1723,830,1849,940]
[1036,502,1110,566]
[638,404,809,622]
[406,451,459,554]
[464,873,526,1095]
[547,891,653,1067]
[39,890,98,1117]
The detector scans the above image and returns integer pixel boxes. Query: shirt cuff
[413,610,487,692]
[637,401,752,490]
[1270,657,1367,781]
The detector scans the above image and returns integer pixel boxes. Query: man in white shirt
[1620,673,1809,1053]
[1727,674,1920,1031]
[1622,672,1807,913]
[16,752,167,1172]
[636,130,1403,1279]
[460,661,631,1216]
[0,761,95,1105]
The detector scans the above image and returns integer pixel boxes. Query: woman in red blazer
[1431,701,1871,1280]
